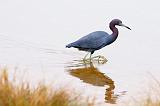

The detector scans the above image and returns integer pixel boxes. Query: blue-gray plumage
[66,19,131,60]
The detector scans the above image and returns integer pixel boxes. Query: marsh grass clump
[0,68,94,106]
[140,75,160,106]
[128,74,160,106]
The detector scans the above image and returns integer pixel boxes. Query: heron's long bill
[119,23,131,30]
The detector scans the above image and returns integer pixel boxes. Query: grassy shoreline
[0,68,94,106]
[0,68,160,106]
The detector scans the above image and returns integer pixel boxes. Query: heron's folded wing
[73,31,111,49]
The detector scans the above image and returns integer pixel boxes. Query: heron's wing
[72,31,112,50]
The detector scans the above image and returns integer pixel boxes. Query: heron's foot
[82,58,92,64]
[91,55,108,64]
[83,55,107,64]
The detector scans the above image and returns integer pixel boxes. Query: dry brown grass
[1,67,160,106]
[0,68,94,106]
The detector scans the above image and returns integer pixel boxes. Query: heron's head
[110,19,131,30]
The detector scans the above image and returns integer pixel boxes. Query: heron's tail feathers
[66,43,73,48]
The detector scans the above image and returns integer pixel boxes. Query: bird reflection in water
[66,59,123,104]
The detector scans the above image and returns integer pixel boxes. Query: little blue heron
[66,19,131,61]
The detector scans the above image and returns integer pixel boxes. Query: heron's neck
[109,25,119,40]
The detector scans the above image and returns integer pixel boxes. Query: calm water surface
[0,36,159,105]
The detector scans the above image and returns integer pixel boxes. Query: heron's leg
[83,52,90,60]
[89,51,94,63]
[89,52,92,62]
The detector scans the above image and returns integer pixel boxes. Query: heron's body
[66,31,115,54]
[66,19,131,60]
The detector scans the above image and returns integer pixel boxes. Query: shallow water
[0,37,159,105]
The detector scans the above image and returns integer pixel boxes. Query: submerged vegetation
[0,68,94,106]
